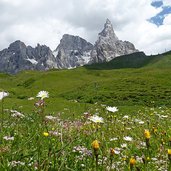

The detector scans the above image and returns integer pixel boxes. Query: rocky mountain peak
[8,40,26,52]
[98,19,118,41]
[54,34,93,68]
[90,19,138,63]
[56,34,93,51]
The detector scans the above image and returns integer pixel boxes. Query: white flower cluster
[8,161,25,167]
[11,110,24,118]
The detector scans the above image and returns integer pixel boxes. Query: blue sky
[150,0,171,26]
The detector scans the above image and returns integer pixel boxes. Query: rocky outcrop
[53,34,93,68]
[0,19,139,74]
[0,41,57,74]
[90,19,138,63]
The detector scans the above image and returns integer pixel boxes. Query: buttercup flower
[130,157,136,170]
[144,129,151,139]
[43,132,49,137]
[37,91,49,100]
[168,149,171,161]
[130,157,136,165]
[92,140,100,150]
[168,149,171,155]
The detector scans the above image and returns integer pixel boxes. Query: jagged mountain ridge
[0,19,138,74]
[0,40,58,74]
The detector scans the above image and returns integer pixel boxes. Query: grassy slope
[1,51,171,117]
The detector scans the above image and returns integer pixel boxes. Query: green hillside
[1,51,171,116]
[1,51,171,170]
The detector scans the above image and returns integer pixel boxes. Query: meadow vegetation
[0,52,171,170]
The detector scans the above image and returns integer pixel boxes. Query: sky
[0,0,171,55]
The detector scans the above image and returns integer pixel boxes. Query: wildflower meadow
[0,90,171,170]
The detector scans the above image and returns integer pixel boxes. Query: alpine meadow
[1,0,171,170]
[0,51,171,170]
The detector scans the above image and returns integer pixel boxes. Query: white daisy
[110,137,118,141]
[123,115,129,119]
[88,115,104,123]
[123,136,133,141]
[0,91,9,100]
[36,91,49,100]
[121,143,127,148]
[106,106,118,113]
[3,136,14,141]
[139,121,144,124]
[114,148,121,154]
[28,97,34,100]
[45,115,58,121]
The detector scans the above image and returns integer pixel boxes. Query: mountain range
[0,19,138,74]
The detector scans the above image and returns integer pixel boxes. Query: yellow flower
[168,149,171,155]
[110,148,115,156]
[92,140,100,150]
[122,157,126,161]
[130,157,136,165]
[144,129,151,139]
[43,132,49,137]
[152,126,157,134]
[147,157,150,161]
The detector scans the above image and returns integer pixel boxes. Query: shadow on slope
[84,51,171,70]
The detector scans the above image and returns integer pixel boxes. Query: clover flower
[36,91,49,100]
[11,110,24,118]
[9,161,25,167]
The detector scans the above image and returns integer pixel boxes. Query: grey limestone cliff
[53,34,93,68]
[90,19,138,63]
[0,41,57,74]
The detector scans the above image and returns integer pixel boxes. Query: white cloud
[163,0,171,6]
[164,13,171,24]
[0,0,170,55]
